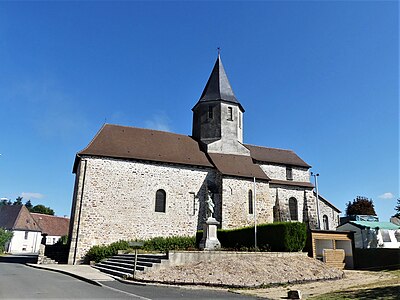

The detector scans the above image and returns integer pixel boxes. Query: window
[208,106,213,119]
[155,189,166,212]
[286,167,293,181]
[323,215,329,230]
[381,230,391,242]
[289,197,298,221]
[227,107,233,121]
[24,231,28,240]
[239,112,242,129]
[248,189,253,214]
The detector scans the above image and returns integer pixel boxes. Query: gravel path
[135,255,344,288]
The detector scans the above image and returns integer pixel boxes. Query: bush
[143,236,196,252]
[0,228,13,253]
[86,240,130,263]
[197,222,307,252]
[85,236,197,263]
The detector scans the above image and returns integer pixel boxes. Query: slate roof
[193,54,244,112]
[0,205,41,231]
[245,144,311,168]
[31,213,69,237]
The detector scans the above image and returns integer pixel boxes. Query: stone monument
[199,189,221,250]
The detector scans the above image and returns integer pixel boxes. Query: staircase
[93,253,168,279]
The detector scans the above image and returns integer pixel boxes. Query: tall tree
[13,197,23,206]
[30,204,55,216]
[345,196,376,216]
[394,198,400,218]
[25,200,33,210]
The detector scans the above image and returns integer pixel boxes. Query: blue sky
[0,1,398,221]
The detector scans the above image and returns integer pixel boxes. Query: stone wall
[68,156,216,264]
[269,185,318,229]
[221,177,272,229]
[318,198,340,230]
[259,164,309,182]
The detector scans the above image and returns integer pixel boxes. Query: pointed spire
[196,54,244,111]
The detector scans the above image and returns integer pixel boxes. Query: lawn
[309,270,400,300]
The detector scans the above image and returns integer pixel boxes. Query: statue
[206,190,215,219]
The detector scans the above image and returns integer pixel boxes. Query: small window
[239,112,242,129]
[155,189,166,213]
[24,231,28,240]
[286,167,293,181]
[323,215,329,230]
[381,230,391,242]
[208,106,213,119]
[227,107,233,121]
[289,197,298,221]
[248,189,253,214]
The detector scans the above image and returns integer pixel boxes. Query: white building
[0,205,42,254]
[337,221,400,249]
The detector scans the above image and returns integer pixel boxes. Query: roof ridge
[244,143,295,152]
[31,213,69,219]
[104,123,191,138]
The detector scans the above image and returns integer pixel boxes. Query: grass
[309,270,400,300]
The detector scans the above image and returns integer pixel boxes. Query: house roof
[244,144,311,168]
[193,54,244,112]
[0,205,41,232]
[31,213,69,237]
[208,153,270,181]
[344,221,400,230]
[74,124,214,172]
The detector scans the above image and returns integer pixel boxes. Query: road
[0,261,260,299]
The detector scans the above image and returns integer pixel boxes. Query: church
[68,55,340,264]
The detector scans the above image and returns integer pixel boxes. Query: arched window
[289,197,298,221]
[248,189,253,214]
[155,189,166,213]
[323,215,329,230]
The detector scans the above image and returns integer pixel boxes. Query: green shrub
[143,236,196,252]
[197,222,307,252]
[85,236,197,263]
[86,240,130,263]
[0,228,13,253]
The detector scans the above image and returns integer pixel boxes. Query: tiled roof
[208,153,270,181]
[75,124,213,172]
[0,205,41,231]
[245,144,311,168]
[31,213,69,236]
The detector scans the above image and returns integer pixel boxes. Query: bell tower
[192,54,250,156]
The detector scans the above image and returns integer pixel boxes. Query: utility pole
[311,172,321,229]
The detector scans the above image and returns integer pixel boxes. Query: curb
[25,264,103,287]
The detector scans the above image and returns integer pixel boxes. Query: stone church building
[68,55,340,264]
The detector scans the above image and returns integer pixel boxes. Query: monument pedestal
[199,217,221,250]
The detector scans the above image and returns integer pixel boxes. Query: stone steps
[93,253,168,279]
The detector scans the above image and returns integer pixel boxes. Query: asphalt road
[0,262,260,299]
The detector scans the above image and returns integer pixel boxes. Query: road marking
[101,283,152,300]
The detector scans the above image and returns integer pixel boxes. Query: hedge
[86,236,196,263]
[0,228,13,253]
[197,222,307,252]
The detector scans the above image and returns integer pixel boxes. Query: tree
[345,196,376,216]
[25,200,33,210]
[30,204,55,216]
[13,197,23,206]
[0,228,13,253]
[394,198,400,218]
[0,199,8,206]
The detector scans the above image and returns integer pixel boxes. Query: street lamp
[311,172,321,229]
